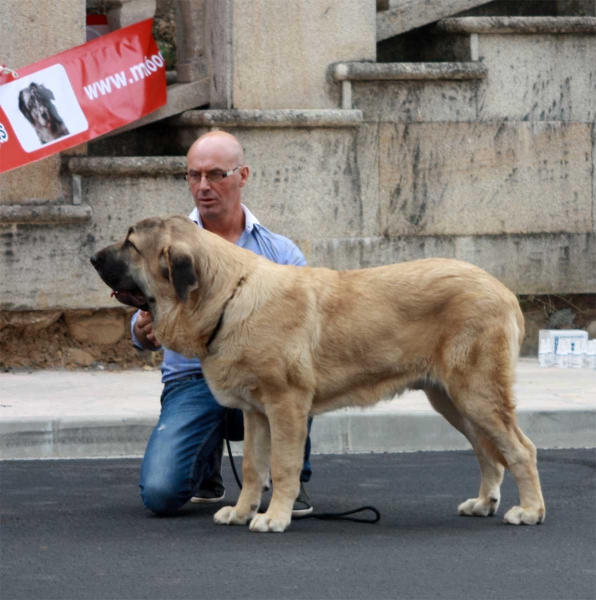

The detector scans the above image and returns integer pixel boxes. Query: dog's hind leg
[447,372,545,525]
[498,423,545,525]
[425,387,505,517]
[214,409,271,527]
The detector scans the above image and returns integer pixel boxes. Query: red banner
[0,19,166,174]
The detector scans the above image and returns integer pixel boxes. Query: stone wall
[1,107,594,310]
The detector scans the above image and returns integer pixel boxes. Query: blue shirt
[131,205,306,383]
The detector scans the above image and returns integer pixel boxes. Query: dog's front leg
[214,409,270,526]
[249,399,309,533]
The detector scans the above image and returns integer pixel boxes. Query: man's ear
[162,245,198,302]
[238,165,250,188]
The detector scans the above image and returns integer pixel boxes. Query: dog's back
[258,257,523,414]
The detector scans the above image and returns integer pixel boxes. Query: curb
[1,408,594,460]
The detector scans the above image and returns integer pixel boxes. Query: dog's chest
[202,364,263,413]
[210,382,270,416]
[211,387,256,411]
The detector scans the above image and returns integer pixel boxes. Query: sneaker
[191,440,225,504]
[292,482,313,517]
[191,481,225,504]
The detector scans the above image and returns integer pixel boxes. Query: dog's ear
[37,84,55,102]
[162,245,198,302]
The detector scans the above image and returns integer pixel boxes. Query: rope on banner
[0,64,19,78]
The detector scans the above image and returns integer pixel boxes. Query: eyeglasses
[184,166,242,184]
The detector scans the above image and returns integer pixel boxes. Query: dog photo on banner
[3,64,88,151]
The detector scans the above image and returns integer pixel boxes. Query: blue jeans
[139,376,313,515]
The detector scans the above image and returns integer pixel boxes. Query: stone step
[67,156,185,178]
[378,15,596,65]
[431,16,596,123]
[333,62,487,81]
[377,0,492,41]
[434,15,596,34]
[0,204,92,226]
[346,16,595,122]
[167,109,364,129]
[333,62,486,109]
[87,109,364,160]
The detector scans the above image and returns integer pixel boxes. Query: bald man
[132,131,314,517]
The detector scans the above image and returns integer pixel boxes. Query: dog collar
[206,276,246,352]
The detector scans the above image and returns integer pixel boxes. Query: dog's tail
[511,297,526,364]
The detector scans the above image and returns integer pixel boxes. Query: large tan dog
[91,215,545,533]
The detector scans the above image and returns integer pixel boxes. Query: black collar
[206,277,246,352]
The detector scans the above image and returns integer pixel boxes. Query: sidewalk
[1,358,594,459]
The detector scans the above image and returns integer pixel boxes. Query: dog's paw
[249,512,291,533]
[458,495,500,517]
[503,505,545,525]
[213,506,250,526]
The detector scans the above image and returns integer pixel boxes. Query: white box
[539,329,588,354]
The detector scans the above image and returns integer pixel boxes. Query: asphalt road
[1,450,595,600]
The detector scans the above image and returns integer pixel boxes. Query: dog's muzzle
[90,250,150,311]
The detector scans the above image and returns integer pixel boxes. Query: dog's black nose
[90,253,102,268]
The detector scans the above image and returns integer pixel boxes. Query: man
[132,131,314,517]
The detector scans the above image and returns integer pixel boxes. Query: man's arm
[284,240,307,267]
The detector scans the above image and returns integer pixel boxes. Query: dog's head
[18,83,58,128]
[90,216,200,319]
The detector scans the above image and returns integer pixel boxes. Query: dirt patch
[0,314,161,372]
[1,294,594,372]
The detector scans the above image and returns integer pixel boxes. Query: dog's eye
[125,239,140,254]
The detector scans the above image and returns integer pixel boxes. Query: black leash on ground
[225,436,381,524]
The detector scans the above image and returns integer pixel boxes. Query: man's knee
[140,477,190,516]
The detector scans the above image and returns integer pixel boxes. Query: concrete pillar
[106,0,156,30]
[208,0,376,110]
[175,0,208,82]
[205,0,233,108]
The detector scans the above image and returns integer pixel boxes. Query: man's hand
[134,311,162,350]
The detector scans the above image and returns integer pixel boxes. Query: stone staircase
[338,15,595,124]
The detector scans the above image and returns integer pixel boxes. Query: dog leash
[225,435,381,525]
[294,506,380,524]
